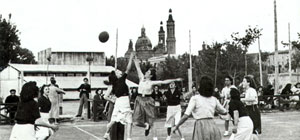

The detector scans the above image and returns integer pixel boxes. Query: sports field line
[73,126,104,140]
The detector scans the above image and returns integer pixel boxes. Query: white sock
[153,137,158,140]
[145,123,149,129]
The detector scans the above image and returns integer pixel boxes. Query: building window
[67,73,75,77]
[55,73,64,77]
[75,73,84,77]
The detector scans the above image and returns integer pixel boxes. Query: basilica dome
[135,27,152,51]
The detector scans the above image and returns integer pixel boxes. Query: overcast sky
[1,0,300,58]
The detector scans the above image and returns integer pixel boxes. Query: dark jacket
[78,84,91,98]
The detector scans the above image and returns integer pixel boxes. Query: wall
[38,49,106,66]
[268,72,300,88]
[0,67,21,99]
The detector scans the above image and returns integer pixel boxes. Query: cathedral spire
[167,8,174,22]
[158,21,165,46]
[128,39,133,51]
[166,8,176,54]
[141,26,146,37]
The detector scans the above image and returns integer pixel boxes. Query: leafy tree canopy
[0,14,36,71]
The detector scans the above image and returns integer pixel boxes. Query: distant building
[125,9,176,61]
[148,54,178,65]
[38,48,106,65]
[0,64,137,100]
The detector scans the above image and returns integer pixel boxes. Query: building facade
[125,9,176,61]
[0,64,137,100]
[38,48,106,66]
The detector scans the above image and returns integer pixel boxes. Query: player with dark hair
[241,75,261,135]
[10,81,58,140]
[173,76,227,140]
[133,55,182,140]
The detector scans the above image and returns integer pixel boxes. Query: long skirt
[133,96,155,127]
[10,124,35,140]
[49,96,59,119]
[192,118,222,140]
[246,105,261,134]
[229,116,254,140]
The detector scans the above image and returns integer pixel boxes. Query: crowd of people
[3,51,300,140]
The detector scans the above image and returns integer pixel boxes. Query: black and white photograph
[0,0,300,140]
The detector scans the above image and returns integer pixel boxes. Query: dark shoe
[145,125,151,136]
[75,115,81,117]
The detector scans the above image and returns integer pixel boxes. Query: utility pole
[188,30,193,92]
[86,56,93,119]
[274,0,279,94]
[281,23,292,82]
[214,43,221,88]
[258,37,263,86]
[115,29,118,70]
[288,23,292,82]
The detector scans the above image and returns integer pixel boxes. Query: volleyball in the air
[99,31,109,43]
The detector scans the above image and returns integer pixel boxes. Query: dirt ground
[1,101,300,140]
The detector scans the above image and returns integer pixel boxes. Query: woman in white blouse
[132,56,182,140]
[241,76,261,135]
[173,76,227,140]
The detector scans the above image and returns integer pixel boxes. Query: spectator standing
[5,89,19,124]
[151,85,163,116]
[76,78,91,117]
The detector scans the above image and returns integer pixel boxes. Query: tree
[291,33,300,71]
[0,14,36,71]
[231,26,262,75]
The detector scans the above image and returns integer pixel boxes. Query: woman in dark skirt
[133,55,182,140]
[10,81,58,140]
[173,76,227,140]
[241,76,262,134]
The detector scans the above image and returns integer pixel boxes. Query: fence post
[278,95,281,110]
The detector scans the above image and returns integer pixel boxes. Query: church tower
[124,39,134,58]
[158,21,165,47]
[166,9,176,54]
